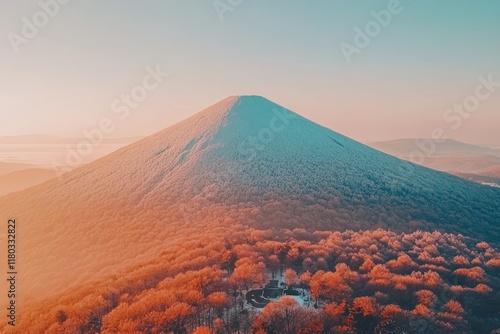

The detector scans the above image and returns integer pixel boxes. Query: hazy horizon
[1,124,500,148]
[1,1,500,145]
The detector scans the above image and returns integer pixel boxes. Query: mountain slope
[1,96,499,301]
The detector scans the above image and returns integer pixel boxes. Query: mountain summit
[1,96,499,299]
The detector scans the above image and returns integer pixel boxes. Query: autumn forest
[17,226,500,334]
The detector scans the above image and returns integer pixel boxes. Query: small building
[263,280,284,300]
[266,280,280,289]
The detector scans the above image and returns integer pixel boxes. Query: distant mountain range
[0,134,142,145]
[368,138,500,158]
[478,166,500,177]
[0,136,141,190]
[368,138,500,186]
[2,95,499,303]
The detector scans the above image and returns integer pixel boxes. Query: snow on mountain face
[171,96,500,235]
[1,95,499,300]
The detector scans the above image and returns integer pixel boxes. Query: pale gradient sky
[0,1,499,145]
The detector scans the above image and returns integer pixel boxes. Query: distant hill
[0,135,143,168]
[478,166,500,178]
[450,171,500,188]
[0,134,142,145]
[368,139,500,180]
[0,168,57,196]
[0,162,62,196]
[369,138,500,158]
[0,161,40,175]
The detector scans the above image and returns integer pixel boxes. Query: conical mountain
[1,95,499,300]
